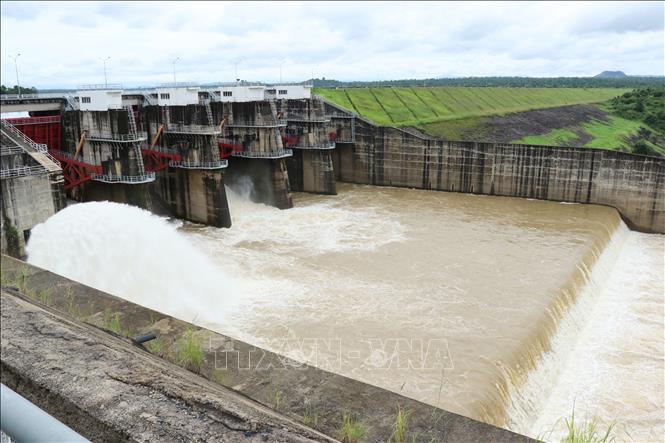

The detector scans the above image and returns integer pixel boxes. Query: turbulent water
[26,183,664,442]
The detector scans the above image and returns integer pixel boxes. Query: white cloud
[1,1,662,89]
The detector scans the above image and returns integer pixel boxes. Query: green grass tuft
[17,266,30,291]
[145,337,164,357]
[103,312,123,335]
[560,410,616,443]
[302,399,320,428]
[38,289,51,306]
[176,326,204,372]
[340,412,367,443]
[389,405,412,443]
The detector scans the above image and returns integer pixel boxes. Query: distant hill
[595,71,628,78]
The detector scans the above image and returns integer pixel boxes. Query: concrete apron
[0,255,533,442]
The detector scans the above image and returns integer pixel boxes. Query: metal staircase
[125,105,146,175]
[204,100,215,126]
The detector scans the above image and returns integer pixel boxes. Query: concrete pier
[215,101,294,208]
[60,104,154,209]
[280,98,337,195]
[143,100,232,228]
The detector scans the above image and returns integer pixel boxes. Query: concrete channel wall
[0,256,532,442]
[325,102,665,234]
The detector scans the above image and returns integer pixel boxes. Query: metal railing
[159,82,199,88]
[91,172,155,184]
[0,93,40,100]
[327,112,356,119]
[164,124,221,135]
[1,120,45,151]
[232,149,293,159]
[1,145,25,156]
[1,120,61,166]
[86,132,148,142]
[0,165,48,179]
[293,141,336,150]
[2,115,61,125]
[225,119,287,128]
[286,114,330,123]
[169,160,228,169]
[77,84,123,90]
[142,93,157,106]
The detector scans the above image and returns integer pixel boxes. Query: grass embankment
[315,87,629,127]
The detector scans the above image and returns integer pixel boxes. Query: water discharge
[26,184,664,442]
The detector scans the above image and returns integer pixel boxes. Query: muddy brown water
[27,183,664,442]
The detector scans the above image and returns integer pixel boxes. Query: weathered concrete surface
[1,256,533,442]
[82,181,152,211]
[151,168,232,228]
[0,290,335,442]
[333,110,665,234]
[286,150,337,195]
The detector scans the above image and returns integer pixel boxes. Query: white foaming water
[26,202,241,325]
[519,229,664,442]
[505,223,665,442]
[219,186,407,256]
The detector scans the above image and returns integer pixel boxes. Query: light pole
[172,57,180,86]
[233,59,242,82]
[9,53,21,97]
[279,59,287,84]
[101,56,110,88]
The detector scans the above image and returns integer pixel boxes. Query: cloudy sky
[1,1,663,89]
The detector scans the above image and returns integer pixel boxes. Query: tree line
[312,76,665,89]
[1,84,38,94]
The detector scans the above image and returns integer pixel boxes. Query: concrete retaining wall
[332,110,665,233]
[1,174,64,257]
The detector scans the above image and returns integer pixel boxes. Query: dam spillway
[24,183,664,442]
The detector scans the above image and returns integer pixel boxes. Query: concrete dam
[1,85,664,442]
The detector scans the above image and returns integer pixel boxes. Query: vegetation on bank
[0,84,38,94]
[609,88,665,133]
[510,90,665,157]
[315,87,628,127]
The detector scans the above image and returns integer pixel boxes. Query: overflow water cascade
[25,184,664,441]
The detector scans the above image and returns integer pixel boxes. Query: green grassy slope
[315,87,630,126]
[515,116,665,157]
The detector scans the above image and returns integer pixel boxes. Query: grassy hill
[315,87,630,127]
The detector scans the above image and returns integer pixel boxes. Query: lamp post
[101,56,110,88]
[172,57,180,86]
[233,59,242,82]
[279,59,286,84]
[9,53,21,97]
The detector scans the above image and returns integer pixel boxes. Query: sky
[1,1,663,89]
